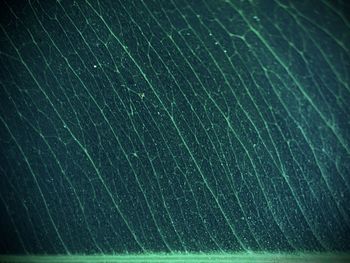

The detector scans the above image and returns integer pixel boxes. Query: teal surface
[1,253,350,263]
[0,0,349,255]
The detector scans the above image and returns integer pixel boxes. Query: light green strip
[0,252,350,263]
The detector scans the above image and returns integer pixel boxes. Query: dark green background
[0,0,349,254]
